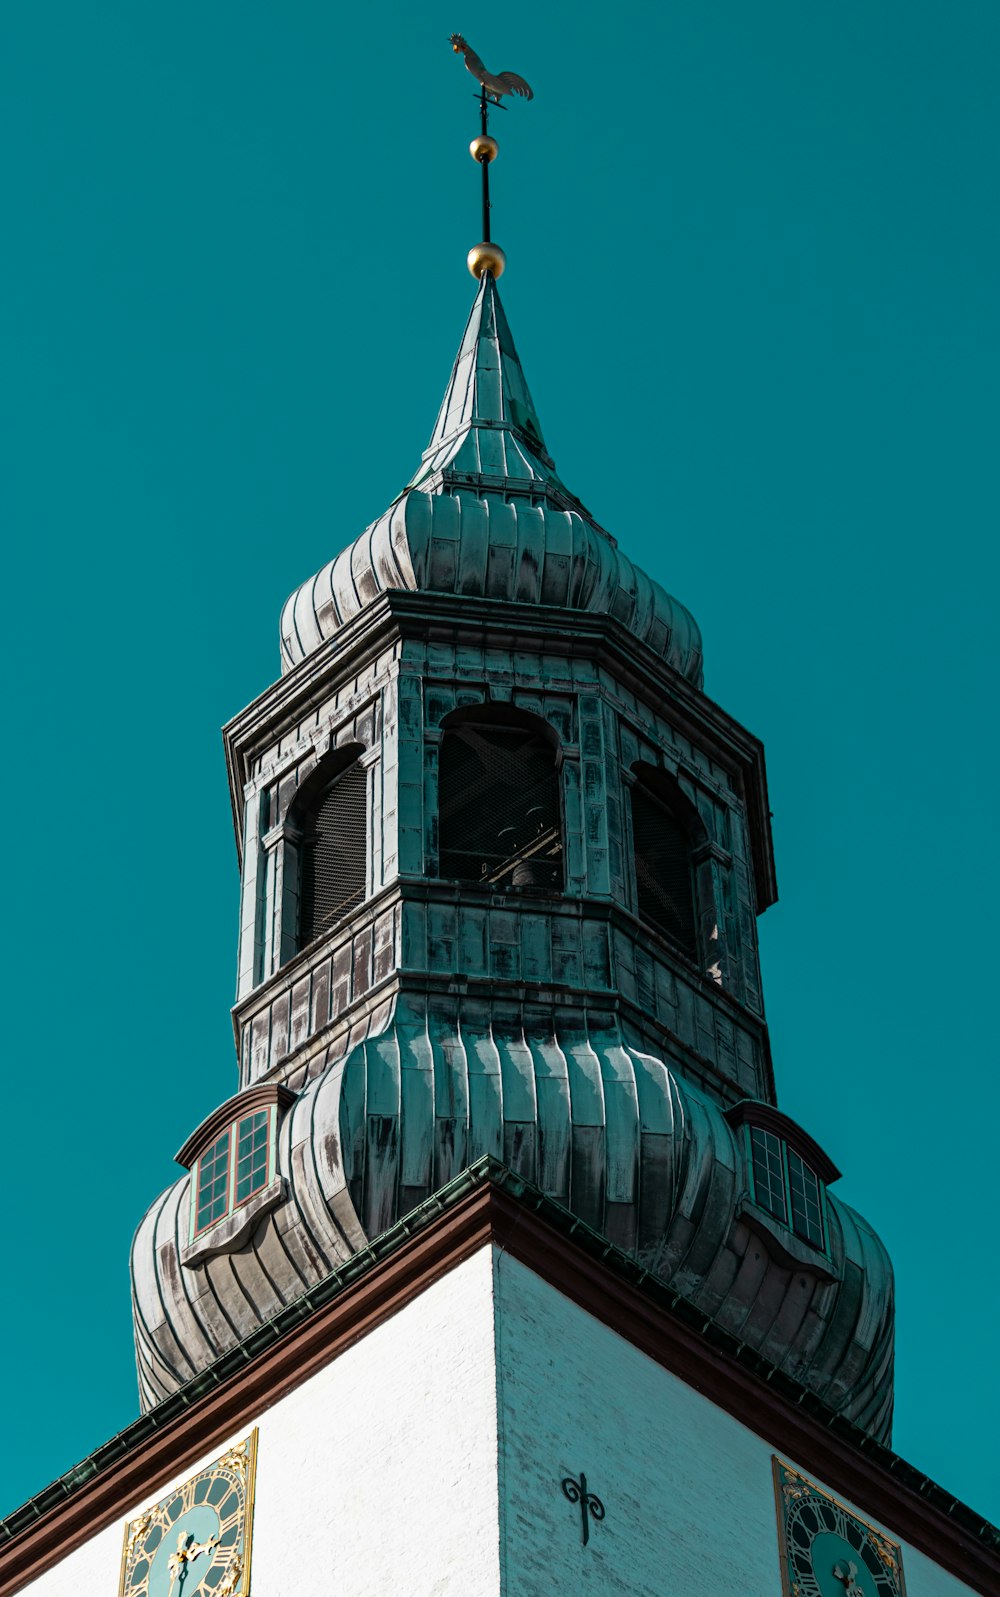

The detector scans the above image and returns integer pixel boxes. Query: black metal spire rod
[452,31,532,281]
[479,86,492,242]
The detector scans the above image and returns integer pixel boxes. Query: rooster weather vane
[449,33,533,280]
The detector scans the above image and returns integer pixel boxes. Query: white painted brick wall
[493,1252,978,1597]
[19,1246,982,1597]
[29,1249,500,1597]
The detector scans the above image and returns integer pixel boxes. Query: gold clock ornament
[119,1431,258,1597]
[774,1459,906,1597]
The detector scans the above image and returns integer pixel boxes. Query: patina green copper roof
[406,271,584,515]
[133,999,895,1439]
[279,273,703,685]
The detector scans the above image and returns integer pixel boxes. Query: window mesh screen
[439,723,562,891]
[630,781,697,956]
[299,761,367,948]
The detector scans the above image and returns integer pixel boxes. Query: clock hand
[168,1532,188,1573]
[186,1534,219,1563]
[167,1530,218,1597]
[167,1532,189,1597]
[833,1560,865,1596]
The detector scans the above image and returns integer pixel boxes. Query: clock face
[774,1460,906,1597]
[119,1432,257,1597]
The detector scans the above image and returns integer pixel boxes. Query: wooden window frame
[743,1124,829,1256]
[726,1101,837,1260]
[193,1129,232,1236]
[191,1107,277,1241]
[786,1147,826,1250]
[749,1124,788,1224]
[178,1084,295,1264]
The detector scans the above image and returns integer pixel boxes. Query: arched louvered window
[629,765,698,958]
[295,753,367,950]
[438,706,562,891]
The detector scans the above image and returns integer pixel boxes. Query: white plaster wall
[248,1246,500,1596]
[20,1247,984,1597]
[29,1248,500,1597]
[28,1519,124,1597]
[493,1252,981,1597]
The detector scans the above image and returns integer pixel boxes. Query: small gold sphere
[467,241,507,279]
[470,134,499,164]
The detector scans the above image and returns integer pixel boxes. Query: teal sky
[3,1,998,1525]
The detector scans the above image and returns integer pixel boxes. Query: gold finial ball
[470,134,499,164]
[467,241,507,279]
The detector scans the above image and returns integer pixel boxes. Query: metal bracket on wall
[561,1472,605,1547]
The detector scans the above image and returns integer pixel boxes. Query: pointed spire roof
[279,274,703,688]
[406,273,601,526]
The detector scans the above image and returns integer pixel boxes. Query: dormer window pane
[195,1131,231,1234]
[788,1150,824,1248]
[750,1126,787,1222]
[235,1111,270,1205]
[191,1109,275,1239]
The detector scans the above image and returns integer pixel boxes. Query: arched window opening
[295,753,367,949]
[629,765,698,958]
[439,707,562,891]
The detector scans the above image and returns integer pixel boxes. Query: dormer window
[727,1101,839,1258]
[193,1110,272,1238]
[177,1085,295,1265]
[748,1127,825,1249]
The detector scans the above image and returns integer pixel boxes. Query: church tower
[132,262,895,1444]
[1,57,997,1597]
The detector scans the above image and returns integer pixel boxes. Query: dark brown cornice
[230,880,775,1106]
[395,590,779,913]
[222,589,778,912]
[3,1167,994,1597]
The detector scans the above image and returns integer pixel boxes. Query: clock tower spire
[131,255,892,1437]
[5,43,998,1597]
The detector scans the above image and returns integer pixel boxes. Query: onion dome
[132,1004,893,1439]
[279,275,703,686]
